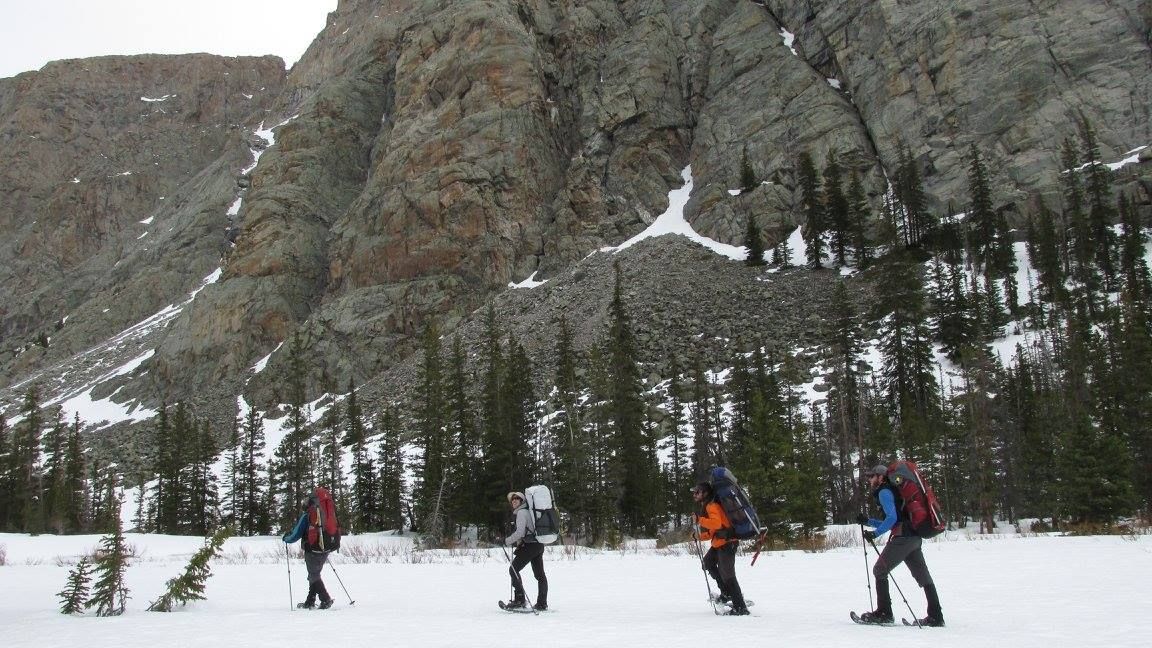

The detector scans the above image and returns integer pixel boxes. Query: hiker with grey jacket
[501,491,548,611]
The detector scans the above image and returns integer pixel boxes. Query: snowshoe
[851,610,894,625]
[724,606,751,616]
[318,599,334,610]
[903,616,945,627]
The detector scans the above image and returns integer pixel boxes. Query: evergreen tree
[445,337,482,532]
[874,254,941,455]
[236,406,268,535]
[824,153,851,267]
[62,415,87,533]
[744,213,766,266]
[1079,119,1116,288]
[220,417,241,530]
[661,357,693,527]
[376,406,406,531]
[605,262,657,535]
[798,151,825,268]
[58,556,92,615]
[42,410,69,533]
[893,143,934,247]
[345,379,378,533]
[148,527,231,611]
[966,144,998,271]
[87,498,130,616]
[847,170,872,267]
[550,316,595,540]
[414,321,451,539]
[0,413,10,530]
[740,146,757,192]
[823,281,868,521]
[1026,207,1068,308]
[185,419,219,535]
[272,333,314,530]
[12,385,44,532]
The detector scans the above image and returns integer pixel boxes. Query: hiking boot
[913,615,945,627]
[725,606,750,616]
[503,599,526,609]
[858,610,894,624]
[532,603,548,611]
[318,599,334,610]
[297,601,316,609]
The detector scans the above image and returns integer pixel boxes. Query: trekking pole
[327,557,356,606]
[284,543,294,611]
[866,538,920,628]
[500,544,538,615]
[860,525,873,610]
[690,526,720,615]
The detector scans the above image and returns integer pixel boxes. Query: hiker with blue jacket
[283,493,335,610]
[856,464,944,626]
[502,491,548,611]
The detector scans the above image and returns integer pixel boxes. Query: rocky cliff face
[1,0,1149,429]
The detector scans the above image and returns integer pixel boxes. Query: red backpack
[886,461,946,539]
[306,487,341,552]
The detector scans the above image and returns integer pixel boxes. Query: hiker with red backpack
[855,463,945,627]
[693,481,750,616]
[283,486,341,610]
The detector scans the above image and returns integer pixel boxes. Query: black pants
[703,542,746,609]
[509,542,548,606]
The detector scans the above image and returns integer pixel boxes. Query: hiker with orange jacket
[693,481,749,615]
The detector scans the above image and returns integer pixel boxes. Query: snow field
[1,532,1149,647]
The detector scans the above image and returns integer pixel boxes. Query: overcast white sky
[0,0,338,79]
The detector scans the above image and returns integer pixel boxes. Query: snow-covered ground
[3,529,1148,648]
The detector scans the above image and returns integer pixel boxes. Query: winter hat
[867,464,888,477]
[507,491,526,503]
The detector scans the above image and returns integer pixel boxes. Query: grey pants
[873,534,934,588]
[304,550,329,584]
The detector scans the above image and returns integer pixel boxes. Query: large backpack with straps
[709,467,762,540]
[524,484,559,544]
[886,460,946,539]
[306,486,341,552]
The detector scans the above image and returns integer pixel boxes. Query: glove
[862,530,876,542]
[856,513,869,525]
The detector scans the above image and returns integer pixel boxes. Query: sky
[0,0,338,79]
[3,529,1149,647]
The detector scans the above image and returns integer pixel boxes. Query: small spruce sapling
[147,527,232,612]
[86,513,131,617]
[57,556,93,615]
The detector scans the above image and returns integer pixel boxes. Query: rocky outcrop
[1,0,1149,432]
[0,54,285,378]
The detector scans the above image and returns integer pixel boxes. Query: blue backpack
[710,467,762,540]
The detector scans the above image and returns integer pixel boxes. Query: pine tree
[0,413,10,531]
[376,406,406,532]
[12,385,44,532]
[605,262,657,535]
[1080,118,1116,288]
[272,332,314,530]
[823,281,868,521]
[58,556,92,615]
[847,170,872,267]
[87,498,130,616]
[740,146,757,192]
[875,254,941,455]
[345,379,378,533]
[235,406,268,535]
[147,527,231,611]
[445,337,482,531]
[798,151,825,268]
[220,417,241,530]
[62,415,87,533]
[893,143,934,248]
[744,213,766,266]
[550,316,594,540]
[414,321,450,539]
[42,410,69,533]
[824,153,851,267]
[661,357,693,527]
